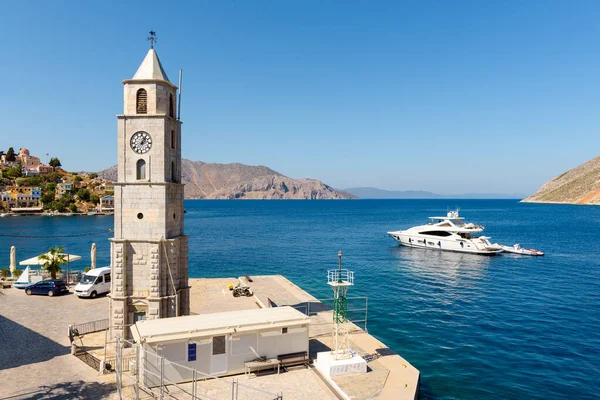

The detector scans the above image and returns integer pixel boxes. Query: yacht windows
[418,231,452,237]
[459,233,472,239]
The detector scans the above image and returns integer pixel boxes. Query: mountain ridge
[98,159,355,200]
[522,155,600,205]
[343,187,525,199]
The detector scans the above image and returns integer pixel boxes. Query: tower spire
[147,31,157,49]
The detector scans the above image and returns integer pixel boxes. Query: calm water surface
[1,200,599,399]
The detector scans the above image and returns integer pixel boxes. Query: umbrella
[10,246,16,278]
[91,243,96,269]
[19,252,82,265]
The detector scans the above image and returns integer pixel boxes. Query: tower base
[315,350,367,378]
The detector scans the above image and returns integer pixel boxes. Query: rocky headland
[522,155,600,205]
[99,159,355,200]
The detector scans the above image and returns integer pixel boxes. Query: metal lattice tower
[327,251,354,360]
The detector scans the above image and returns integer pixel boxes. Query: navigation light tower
[328,250,354,360]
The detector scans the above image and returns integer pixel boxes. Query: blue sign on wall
[188,343,197,361]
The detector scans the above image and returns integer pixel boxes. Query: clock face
[130,131,152,154]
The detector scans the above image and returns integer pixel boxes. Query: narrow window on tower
[171,161,176,183]
[136,159,146,180]
[169,94,174,118]
[171,130,175,149]
[136,89,147,114]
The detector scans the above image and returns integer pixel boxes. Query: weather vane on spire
[147,31,157,49]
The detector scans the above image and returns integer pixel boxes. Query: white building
[56,180,73,199]
[100,195,114,212]
[131,307,310,386]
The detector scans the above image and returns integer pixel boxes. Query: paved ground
[248,275,420,400]
[0,275,419,400]
[188,277,260,314]
[0,286,117,399]
[129,367,337,400]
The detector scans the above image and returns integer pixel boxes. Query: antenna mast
[177,69,183,121]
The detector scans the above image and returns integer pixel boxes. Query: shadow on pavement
[0,314,69,370]
[0,379,115,400]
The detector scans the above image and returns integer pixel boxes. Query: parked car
[75,267,111,298]
[25,279,69,297]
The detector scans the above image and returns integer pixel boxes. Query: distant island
[342,187,525,199]
[99,160,355,200]
[522,154,600,205]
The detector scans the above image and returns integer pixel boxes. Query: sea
[1,199,599,399]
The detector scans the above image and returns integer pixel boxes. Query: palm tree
[39,247,67,279]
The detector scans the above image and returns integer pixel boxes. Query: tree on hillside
[41,192,55,204]
[6,147,16,162]
[42,172,61,183]
[49,157,61,168]
[38,247,67,279]
[77,188,90,201]
[89,173,98,179]
[4,164,22,179]
[90,194,100,205]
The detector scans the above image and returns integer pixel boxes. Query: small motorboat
[500,244,544,256]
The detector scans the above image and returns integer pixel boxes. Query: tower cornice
[113,182,185,187]
[123,78,177,90]
[116,114,182,123]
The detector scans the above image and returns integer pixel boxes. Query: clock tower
[109,44,189,340]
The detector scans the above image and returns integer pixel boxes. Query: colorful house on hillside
[6,186,40,208]
[100,195,114,212]
[1,148,53,175]
[56,180,73,199]
[1,192,11,210]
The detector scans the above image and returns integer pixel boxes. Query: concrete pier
[0,274,419,400]
[246,275,420,400]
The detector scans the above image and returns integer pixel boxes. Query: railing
[286,297,368,332]
[74,348,102,371]
[110,337,283,400]
[327,269,354,285]
[68,318,109,337]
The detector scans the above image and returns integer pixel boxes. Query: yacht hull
[388,231,503,255]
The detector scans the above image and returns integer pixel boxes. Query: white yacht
[387,210,503,255]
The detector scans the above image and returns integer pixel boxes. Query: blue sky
[1,1,599,195]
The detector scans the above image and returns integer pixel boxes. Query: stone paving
[0,275,419,400]
[248,275,420,400]
[0,286,117,399]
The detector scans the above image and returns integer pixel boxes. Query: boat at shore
[500,244,544,256]
[388,210,503,255]
[13,266,44,289]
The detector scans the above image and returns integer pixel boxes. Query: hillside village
[0,147,115,214]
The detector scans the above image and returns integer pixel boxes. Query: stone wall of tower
[109,49,189,341]
[116,117,181,184]
[124,82,176,116]
[113,184,184,241]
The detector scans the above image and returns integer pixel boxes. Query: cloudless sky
[1,1,599,195]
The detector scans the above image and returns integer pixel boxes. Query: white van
[75,267,111,298]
